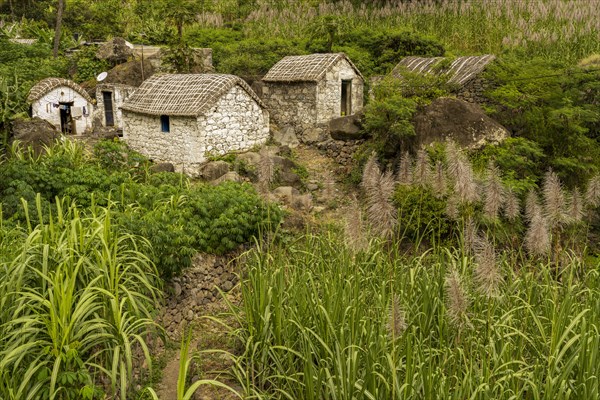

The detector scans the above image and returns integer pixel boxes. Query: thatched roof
[27,77,93,103]
[263,53,363,83]
[392,55,496,86]
[121,74,265,117]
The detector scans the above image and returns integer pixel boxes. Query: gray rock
[174,282,182,297]
[307,183,319,191]
[222,280,233,291]
[301,126,326,144]
[211,171,241,185]
[95,37,133,65]
[413,97,509,149]
[198,160,230,181]
[10,117,60,156]
[329,114,364,141]
[272,125,300,148]
[150,162,175,173]
[273,186,299,204]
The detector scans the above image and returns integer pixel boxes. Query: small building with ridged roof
[27,77,94,135]
[120,73,269,175]
[261,53,364,140]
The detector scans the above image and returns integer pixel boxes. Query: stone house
[261,53,364,141]
[27,77,94,135]
[121,74,269,175]
[392,55,496,104]
[95,83,137,130]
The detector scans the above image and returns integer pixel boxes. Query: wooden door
[103,91,115,126]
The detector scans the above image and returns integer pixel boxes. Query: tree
[52,0,64,58]
[163,0,197,44]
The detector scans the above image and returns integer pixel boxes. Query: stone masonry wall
[198,85,269,159]
[31,87,94,135]
[123,85,268,176]
[456,77,492,105]
[261,81,318,131]
[95,84,137,130]
[316,58,364,124]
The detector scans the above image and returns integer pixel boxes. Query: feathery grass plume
[585,174,600,207]
[483,160,504,220]
[431,160,447,198]
[503,186,520,220]
[258,146,274,193]
[445,141,479,204]
[542,169,565,227]
[463,217,478,254]
[344,195,368,252]
[396,151,413,186]
[365,169,398,240]
[525,189,542,222]
[387,294,407,339]
[568,188,584,223]
[473,234,503,297]
[444,268,469,328]
[413,148,430,187]
[361,151,381,192]
[445,193,460,220]
[525,207,551,257]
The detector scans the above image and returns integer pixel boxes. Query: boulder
[236,151,260,167]
[329,114,364,141]
[10,117,60,155]
[272,125,300,148]
[273,186,299,204]
[413,97,509,149]
[301,125,327,144]
[198,160,230,181]
[211,171,241,185]
[96,37,133,65]
[150,162,175,173]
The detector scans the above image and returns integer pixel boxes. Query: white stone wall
[316,58,364,124]
[30,86,94,134]
[198,85,269,158]
[95,84,137,129]
[123,85,268,176]
[261,82,318,130]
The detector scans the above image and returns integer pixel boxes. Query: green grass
[218,233,599,399]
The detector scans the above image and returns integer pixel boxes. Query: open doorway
[59,102,75,134]
[341,80,352,116]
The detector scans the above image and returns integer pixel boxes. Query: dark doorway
[341,80,352,116]
[102,91,115,127]
[59,102,75,134]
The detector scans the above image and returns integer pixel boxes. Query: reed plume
[445,268,469,328]
[431,160,447,198]
[413,148,430,188]
[463,217,477,254]
[483,160,504,220]
[446,141,479,204]
[362,158,397,240]
[345,195,368,252]
[473,234,503,297]
[542,169,565,227]
[396,151,413,186]
[585,174,600,207]
[525,207,551,257]
[445,193,460,220]
[525,189,541,222]
[503,186,520,220]
[569,187,584,223]
[387,294,407,339]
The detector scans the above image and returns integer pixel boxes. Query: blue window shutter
[160,115,170,132]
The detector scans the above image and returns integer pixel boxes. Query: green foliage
[70,46,109,83]
[485,56,600,186]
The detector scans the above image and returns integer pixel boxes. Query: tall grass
[0,197,162,399]
[221,233,599,399]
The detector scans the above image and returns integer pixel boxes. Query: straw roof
[263,53,363,83]
[121,74,265,117]
[27,77,93,103]
[392,55,496,86]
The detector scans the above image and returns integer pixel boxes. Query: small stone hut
[121,74,269,175]
[27,78,94,135]
[95,83,137,130]
[392,55,496,104]
[262,53,364,138]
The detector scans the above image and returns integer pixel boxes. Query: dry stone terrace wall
[456,77,493,105]
[316,59,364,124]
[261,82,318,131]
[199,85,269,157]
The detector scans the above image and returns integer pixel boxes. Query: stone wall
[456,77,492,105]
[261,81,318,132]
[95,83,137,129]
[317,139,364,166]
[123,85,268,176]
[31,86,93,135]
[316,58,364,124]
[199,85,269,158]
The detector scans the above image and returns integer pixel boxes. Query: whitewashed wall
[123,85,268,176]
[95,84,137,129]
[30,86,94,134]
[316,58,364,124]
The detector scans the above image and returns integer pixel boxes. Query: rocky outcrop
[198,160,230,181]
[10,117,60,155]
[413,97,508,149]
[329,113,364,141]
[95,37,133,65]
